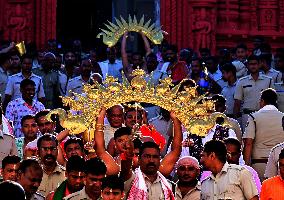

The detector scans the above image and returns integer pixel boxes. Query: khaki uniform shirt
[228,117,242,142]
[243,105,284,159]
[234,73,273,111]
[201,162,258,200]
[0,126,18,168]
[261,68,282,83]
[175,181,201,200]
[265,142,284,178]
[33,68,61,109]
[38,163,66,197]
[274,82,284,113]
[63,187,102,200]
[66,75,88,97]
[30,192,45,200]
[124,173,167,200]
[0,66,9,102]
[222,82,237,115]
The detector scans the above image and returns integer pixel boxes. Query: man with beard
[17,159,44,200]
[67,58,92,97]
[63,50,79,79]
[1,155,21,181]
[37,134,66,197]
[33,52,61,109]
[46,155,86,200]
[65,157,107,200]
[160,45,189,83]
[98,47,123,82]
[124,111,182,200]
[175,156,201,200]
[3,54,45,111]
[200,140,258,200]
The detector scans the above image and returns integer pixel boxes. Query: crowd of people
[0,34,284,200]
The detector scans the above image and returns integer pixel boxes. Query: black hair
[211,94,226,106]
[220,63,236,77]
[199,48,211,54]
[247,54,259,62]
[85,157,107,176]
[146,52,157,60]
[235,43,248,51]
[0,181,26,200]
[279,148,284,160]
[0,53,11,65]
[261,88,277,106]
[224,138,241,152]
[124,107,143,118]
[35,110,50,124]
[102,175,124,192]
[20,79,35,90]
[191,57,204,67]
[205,56,218,64]
[18,159,42,174]
[2,155,21,169]
[21,54,33,62]
[133,138,143,149]
[203,140,227,163]
[37,134,58,149]
[20,114,35,127]
[139,141,160,157]
[258,53,272,66]
[114,127,132,140]
[166,44,178,53]
[64,137,84,152]
[178,79,196,92]
[66,155,86,173]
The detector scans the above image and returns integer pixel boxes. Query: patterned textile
[5,98,45,137]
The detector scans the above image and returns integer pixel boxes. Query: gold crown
[97,15,166,47]
[47,69,230,137]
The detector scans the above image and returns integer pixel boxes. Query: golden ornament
[48,69,232,138]
[97,15,166,47]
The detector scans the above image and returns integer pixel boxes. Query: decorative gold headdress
[97,15,166,47]
[47,69,229,137]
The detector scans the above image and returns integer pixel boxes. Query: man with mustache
[37,134,66,197]
[1,155,21,181]
[124,111,182,200]
[17,159,44,200]
[175,156,201,200]
[65,157,107,200]
[46,155,86,200]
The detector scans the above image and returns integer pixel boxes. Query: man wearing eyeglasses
[37,134,66,197]
[175,156,201,200]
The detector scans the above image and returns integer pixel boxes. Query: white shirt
[208,69,222,82]
[98,59,123,82]
[202,124,237,145]
[5,72,45,100]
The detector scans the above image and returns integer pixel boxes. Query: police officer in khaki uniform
[66,58,92,97]
[17,159,45,200]
[265,142,284,178]
[259,53,282,83]
[274,82,284,112]
[200,140,258,200]
[63,187,103,200]
[0,118,18,168]
[234,55,274,130]
[243,88,284,181]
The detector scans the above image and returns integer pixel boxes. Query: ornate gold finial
[97,15,166,47]
[49,69,232,137]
